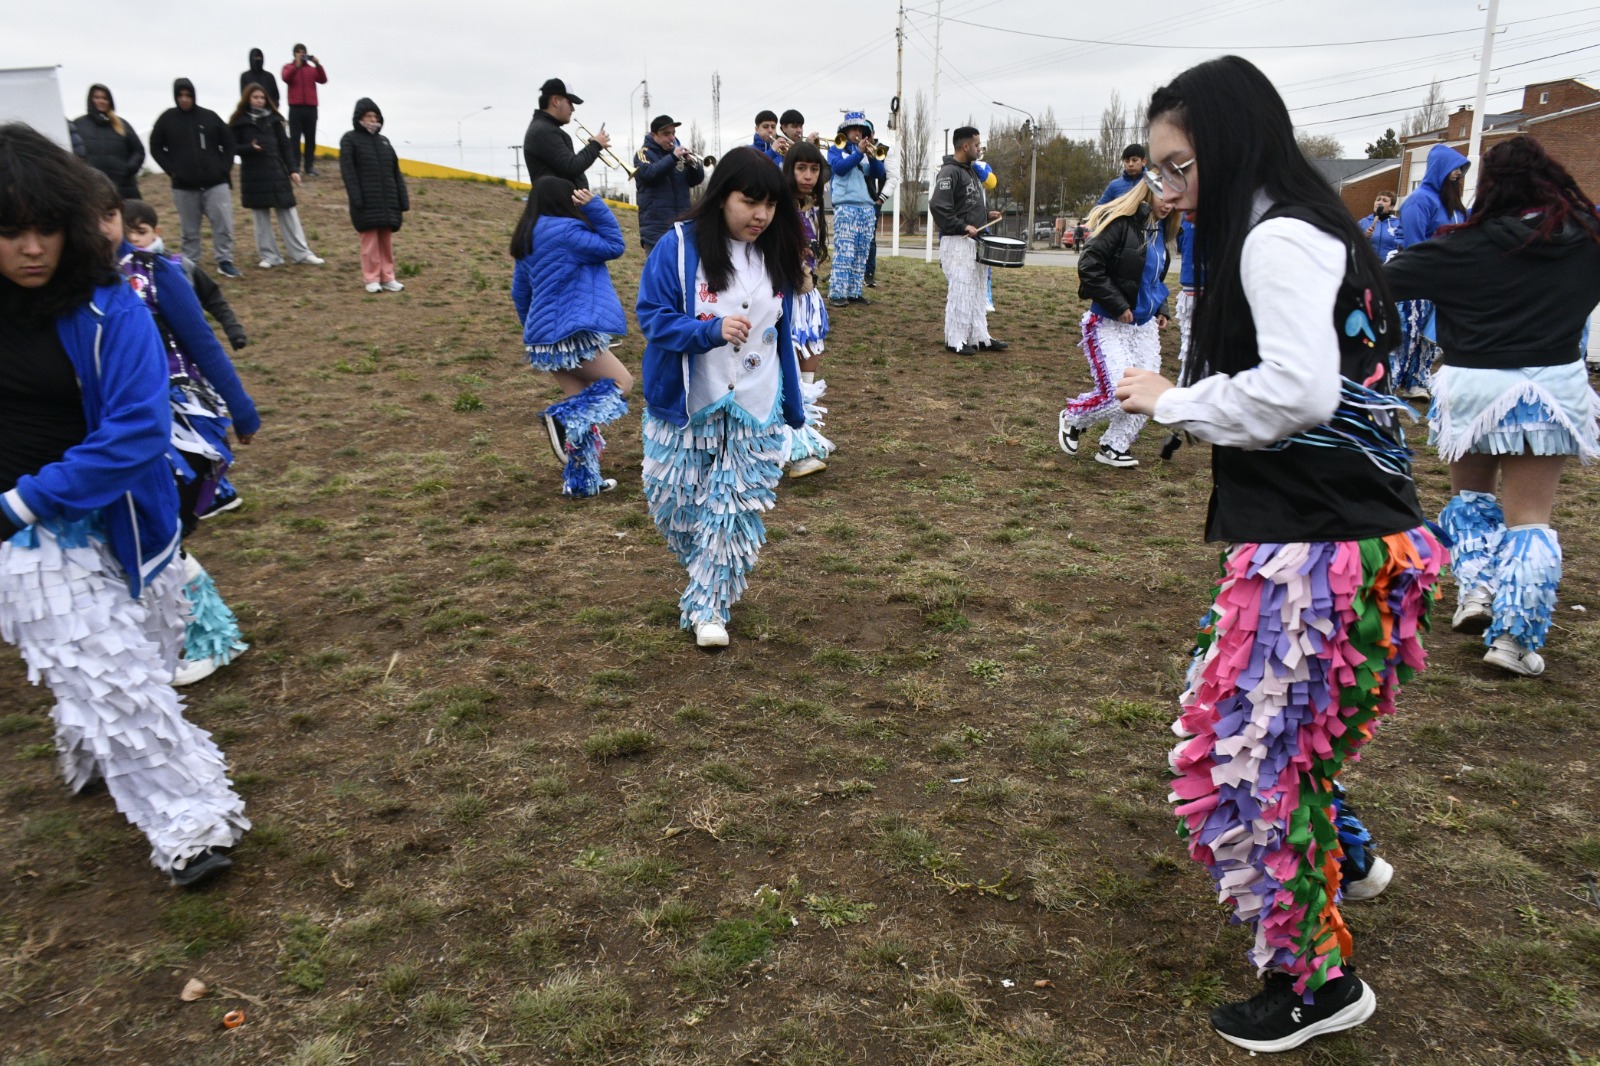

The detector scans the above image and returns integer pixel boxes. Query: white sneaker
[298,254,326,266]
[1450,587,1493,634]
[1483,635,1544,677]
[173,655,221,687]
[382,280,405,292]
[1342,854,1393,902]
[365,281,382,293]
[1095,444,1137,468]
[693,621,729,648]
[258,259,276,269]
[1058,411,1080,454]
[788,457,827,478]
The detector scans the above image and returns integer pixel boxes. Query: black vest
[1204,206,1424,544]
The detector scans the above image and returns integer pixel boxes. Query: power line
[1287,38,1600,112]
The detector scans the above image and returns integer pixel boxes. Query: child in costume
[1386,135,1600,677]
[1116,57,1441,1053]
[510,176,631,498]
[826,111,887,307]
[636,148,807,648]
[0,125,248,888]
[781,141,834,479]
[109,191,257,688]
[1058,181,1178,468]
[1393,144,1469,399]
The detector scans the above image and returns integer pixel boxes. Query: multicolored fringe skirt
[641,397,787,628]
[1169,528,1440,994]
[791,290,829,357]
[1428,362,1600,463]
[1394,299,1438,394]
[0,516,249,872]
[526,330,614,373]
[1061,312,1161,454]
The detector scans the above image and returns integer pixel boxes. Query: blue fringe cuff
[546,378,628,497]
[184,569,247,665]
[1438,490,1504,594]
[787,378,835,462]
[1486,525,1561,651]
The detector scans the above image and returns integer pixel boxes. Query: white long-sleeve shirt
[1153,210,1345,449]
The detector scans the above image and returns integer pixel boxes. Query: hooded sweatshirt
[1399,143,1469,246]
[1385,213,1600,369]
[149,78,235,190]
[338,98,409,232]
[240,48,281,108]
[72,84,144,197]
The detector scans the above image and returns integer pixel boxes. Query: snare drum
[975,235,1026,268]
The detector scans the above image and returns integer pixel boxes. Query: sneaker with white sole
[541,413,567,464]
[694,621,729,648]
[1483,635,1544,676]
[788,457,827,478]
[382,280,405,292]
[365,281,382,293]
[1095,444,1137,468]
[173,654,222,687]
[169,847,233,888]
[1211,972,1375,1054]
[297,254,326,265]
[1058,413,1080,455]
[1341,854,1393,901]
[1451,587,1493,634]
[258,259,276,269]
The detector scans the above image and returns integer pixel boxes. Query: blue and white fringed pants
[181,551,248,668]
[1488,525,1561,653]
[0,521,249,873]
[1439,490,1505,604]
[641,404,787,629]
[545,379,629,498]
[830,204,876,302]
[787,378,836,464]
[1394,299,1437,394]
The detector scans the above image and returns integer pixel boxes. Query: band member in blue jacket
[0,125,248,889]
[633,115,705,252]
[826,111,887,307]
[1358,192,1405,262]
[1393,143,1469,398]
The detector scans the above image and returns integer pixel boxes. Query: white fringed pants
[940,235,991,349]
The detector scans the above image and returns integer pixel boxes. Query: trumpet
[673,146,709,172]
[573,119,636,179]
[833,131,890,160]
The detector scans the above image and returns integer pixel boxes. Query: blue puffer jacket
[512,199,628,345]
[1400,143,1469,245]
[828,144,887,207]
[633,137,704,248]
[1,282,180,598]
[636,222,805,430]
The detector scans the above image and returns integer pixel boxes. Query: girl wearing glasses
[1115,57,1440,1053]
[1057,181,1179,468]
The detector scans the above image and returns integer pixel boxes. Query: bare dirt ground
[2,174,1598,1066]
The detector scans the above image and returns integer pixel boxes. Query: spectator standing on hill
[523,78,607,190]
[339,98,410,294]
[229,85,324,269]
[1095,143,1145,206]
[72,84,144,198]
[280,44,327,175]
[240,49,280,109]
[633,114,704,252]
[1359,191,1405,262]
[150,79,240,278]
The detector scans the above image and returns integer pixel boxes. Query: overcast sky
[5,0,1598,188]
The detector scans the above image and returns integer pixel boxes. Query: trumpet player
[752,110,785,167]
[634,114,704,253]
[827,111,887,307]
[779,110,808,154]
[523,76,610,189]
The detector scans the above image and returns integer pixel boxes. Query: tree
[687,121,705,157]
[1365,128,1400,159]
[1296,132,1344,159]
[1401,79,1448,137]
[899,89,931,236]
[1097,90,1128,176]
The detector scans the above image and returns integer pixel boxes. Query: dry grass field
[2,173,1598,1066]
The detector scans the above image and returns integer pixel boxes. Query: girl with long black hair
[636,147,807,647]
[780,140,835,478]
[1114,57,1441,1052]
[0,124,248,888]
[1386,135,1600,677]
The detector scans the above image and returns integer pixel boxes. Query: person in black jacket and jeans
[523,78,607,189]
[339,98,409,293]
[150,79,239,277]
[72,84,143,198]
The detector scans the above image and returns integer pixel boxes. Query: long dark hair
[1439,169,1466,218]
[508,176,588,258]
[782,140,828,259]
[0,123,118,322]
[1148,56,1391,384]
[685,147,803,294]
[1444,135,1600,247]
[229,83,280,126]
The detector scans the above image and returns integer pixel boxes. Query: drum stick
[974,217,1004,233]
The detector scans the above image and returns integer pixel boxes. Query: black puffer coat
[231,108,297,209]
[72,85,144,198]
[338,98,408,232]
[1076,201,1170,320]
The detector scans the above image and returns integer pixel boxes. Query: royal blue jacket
[1095,172,1141,206]
[1,282,180,598]
[126,244,261,437]
[635,222,805,430]
[1178,217,1197,288]
[633,138,704,248]
[827,144,887,207]
[751,133,784,167]
[1359,212,1406,261]
[1400,144,1469,245]
[511,199,628,345]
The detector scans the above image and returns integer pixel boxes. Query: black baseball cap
[539,77,583,106]
[650,114,679,133]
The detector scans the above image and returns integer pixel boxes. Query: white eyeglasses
[1143,156,1196,196]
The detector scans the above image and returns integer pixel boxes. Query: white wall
[0,66,69,149]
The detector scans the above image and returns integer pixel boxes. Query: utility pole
[892,0,904,257]
[508,146,523,184]
[993,101,1038,250]
[457,105,491,167]
[925,0,941,264]
[711,72,722,158]
[1464,0,1500,203]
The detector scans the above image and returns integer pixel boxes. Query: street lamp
[992,100,1038,250]
[457,105,492,168]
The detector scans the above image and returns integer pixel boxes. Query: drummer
[931,126,1006,355]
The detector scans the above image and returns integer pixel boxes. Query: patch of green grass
[278,915,329,992]
[876,821,959,874]
[638,896,702,941]
[0,713,45,735]
[582,727,655,761]
[413,990,470,1030]
[510,970,632,1056]
[1094,697,1169,728]
[803,893,877,928]
[160,896,250,956]
[967,658,1005,683]
[699,760,755,791]
[379,961,423,997]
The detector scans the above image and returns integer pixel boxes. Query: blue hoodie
[635,221,805,430]
[511,198,628,344]
[2,282,180,598]
[1399,143,1469,246]
[1358,210,1406,261]
[1095,172,1142,206]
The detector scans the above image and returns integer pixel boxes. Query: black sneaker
[217,261,242,279]
[865,277,877,288]
[1211,972,1375,1054]
[170,847,233,889]
[944,344,977,355]
[978,339,1009,351]
[848,295,872,305]
[542,413,568,464]
[1095,444,1138,468]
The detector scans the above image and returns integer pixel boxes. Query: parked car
[1034,222,1054,241]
